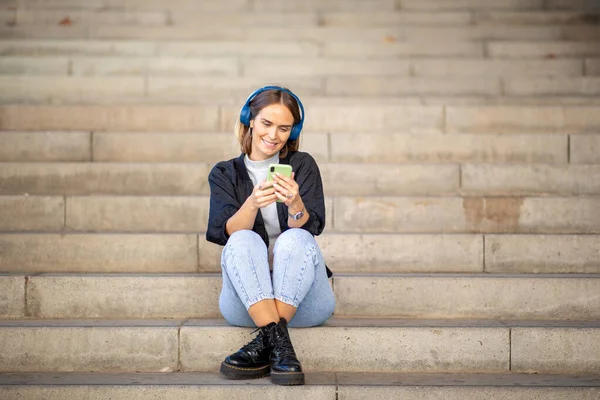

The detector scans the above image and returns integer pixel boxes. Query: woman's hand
[272,172,302,210]
[247,181,277,210]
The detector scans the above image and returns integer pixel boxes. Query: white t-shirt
[244,153,282,263]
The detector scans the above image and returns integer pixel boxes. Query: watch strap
[288,206,305,220]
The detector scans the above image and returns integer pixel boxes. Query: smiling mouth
[262,139,278,148]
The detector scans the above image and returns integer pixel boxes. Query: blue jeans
[219,228,335,328]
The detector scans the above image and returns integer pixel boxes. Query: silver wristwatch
[288,207,305,220]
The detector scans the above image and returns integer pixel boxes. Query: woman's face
[249,103,294,161]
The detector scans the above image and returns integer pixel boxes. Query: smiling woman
[235,87,301,160]
[205,86,335,386]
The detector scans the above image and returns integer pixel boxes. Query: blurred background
[1,0,600,397]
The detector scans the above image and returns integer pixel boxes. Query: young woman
[206,86,335,386]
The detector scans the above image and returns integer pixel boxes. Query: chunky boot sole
[270,371,305,386]
[220,361,270,380]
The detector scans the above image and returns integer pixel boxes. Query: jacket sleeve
[295,154,326,236]
[206,163,242,246]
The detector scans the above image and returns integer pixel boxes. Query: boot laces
[240,329,264,353]
[271,327,296,357]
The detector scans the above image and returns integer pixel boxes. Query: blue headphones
[239,86,305,141]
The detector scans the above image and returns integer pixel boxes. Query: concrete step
[14,0,251,12]
[0,24,577,41]
[0,131,91,162]
[407,58,583,77]
[0,162,459,196]
[0,372,600,400]
[572,134,600,163]
[0,39,323,57]
[5,93,600,106]
[3,84,598,108]
[0,318,599,373]
[326,76,600,97]
[6,0,589,14]
[150,77,495,100]
[2,273,600,319]
[563,26,600,40]
[319,11,473,26]
[474,10,600,24]
[6,90,600,108]
[1,161,600,197]
[0,195,333,233]
[17,0,397,12]
[403,0,597,11]
[328,132,569,164]
[10,38,588,58]
[15,10,598,27]
[546,0,600,10]
[14,8,168,26]
[460,164,600,195]
[0,39,158,57]
[0,77,509,104]
[333,196,600,234]
[0,132,315,163]
[443,105,600,133]
[2,194,600,234]
[13,0,566,12]
[334,274,600,319]
[5,75,590,99]
[0,10,16,26]
[0,232,483,274]
[0,56,68,75]
[0,130,576,165]
[504,76,600,96]
[1,371,599,400]
[2,105,600,133]
[197,232,600,273]
[0,233,201,273]
[0,56,587,77]
[12,10,477,27]
[588,58,600,74]
[1,232,599,274]
[0,76,147,103]
[329,77,600,96]
[399,0,544,11]
[0,196,64,232]
[488,41,600,58]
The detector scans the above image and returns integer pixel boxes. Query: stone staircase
[1,0,600,398]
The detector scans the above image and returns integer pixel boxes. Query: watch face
[289,207,305,220]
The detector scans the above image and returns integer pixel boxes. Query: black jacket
[206,151,332,277]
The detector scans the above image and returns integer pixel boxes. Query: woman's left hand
[272,172,301,208]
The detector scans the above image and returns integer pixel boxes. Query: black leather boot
[220,325,272,380]
[264,318,305,386]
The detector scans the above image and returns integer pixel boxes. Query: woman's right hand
[247,181,277,210]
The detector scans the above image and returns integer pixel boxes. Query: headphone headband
[239,86,304,141]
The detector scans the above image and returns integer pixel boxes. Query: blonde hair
[235,88,302,158]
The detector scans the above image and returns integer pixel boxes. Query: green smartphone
[266,164,293,202]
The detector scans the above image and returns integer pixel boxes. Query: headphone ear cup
[239,105,252,126]
[289,123,302,141]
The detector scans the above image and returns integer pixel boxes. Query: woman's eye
[279,127,289,132]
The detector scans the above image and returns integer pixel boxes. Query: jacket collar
[233,152,293,181]
[233,153,251,181]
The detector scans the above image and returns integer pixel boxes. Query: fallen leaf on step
[383,35,397,43]
[544,53,556,59]
[59,16,73,26]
